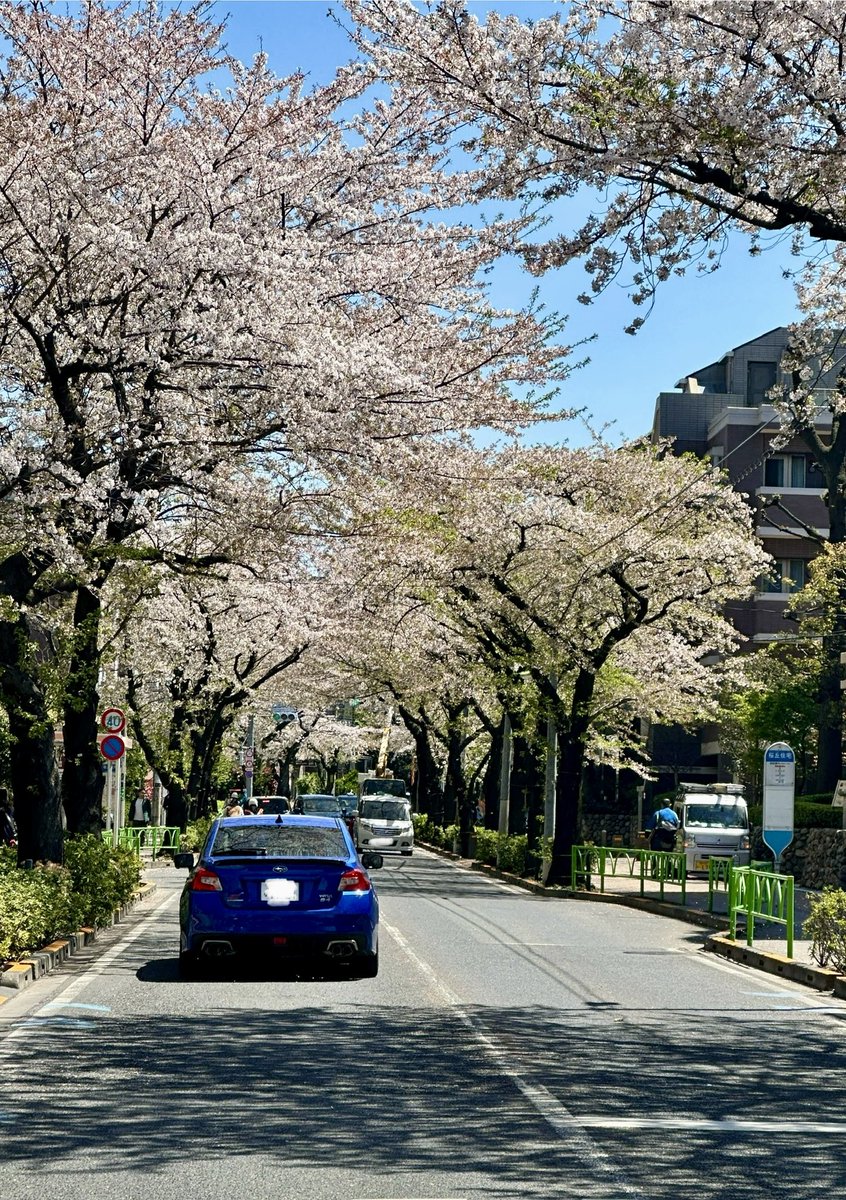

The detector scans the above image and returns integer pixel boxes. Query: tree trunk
[0,553,64,862]
[398,704,443,820]
[62,586,105,835]
[545,668,595,886]
[0,616,63,863]
[480,724,503,829]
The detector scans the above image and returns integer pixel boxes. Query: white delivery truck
[673,782,751,875]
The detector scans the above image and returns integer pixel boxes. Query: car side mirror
[360,851,383,870]
[173,852,194,870]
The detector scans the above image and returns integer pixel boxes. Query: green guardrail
[571,845,687,904]
[706,856,734,912]
[117,825,180,857]
[728,865,794,958]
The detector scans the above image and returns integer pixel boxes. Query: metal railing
[706,856,734,911]
[729,865,794,958]
[571,845,687,903]
[118,825,181,858]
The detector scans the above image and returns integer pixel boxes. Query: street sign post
[100,734,126,761]
[101,707,126,734]
[762,741,795,872]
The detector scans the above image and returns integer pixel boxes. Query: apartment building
[649,326,834,786]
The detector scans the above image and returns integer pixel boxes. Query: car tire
[356,950,379,978]
[179,949,201,979]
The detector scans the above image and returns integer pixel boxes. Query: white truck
[673,782,751,875]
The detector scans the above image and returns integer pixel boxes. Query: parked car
[356,797,414,856]
[250,796,291,815]
[293,793,343,816]
[175,815,382,977]
[673,783,750,875]
[336,793,359,838]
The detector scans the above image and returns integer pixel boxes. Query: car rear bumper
[358,833,414,851]
[183,928,377,960]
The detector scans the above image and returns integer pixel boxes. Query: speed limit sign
[101,707,126,734]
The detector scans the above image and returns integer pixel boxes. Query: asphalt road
[2,849,846,1200]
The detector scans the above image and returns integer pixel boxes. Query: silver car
[356,796,414,856]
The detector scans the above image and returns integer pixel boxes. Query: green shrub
[0,861,79,960]
[63,835,141,927]
[749,801,843,829]
[0,836,141,962]
[296,771,322,795]
[473,827,498,866]
[412,813,434,842]
[803,888,846,972]
[182,815,215,852]
[495,833,528,875]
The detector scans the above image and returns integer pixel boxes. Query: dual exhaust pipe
[201,938,358,959]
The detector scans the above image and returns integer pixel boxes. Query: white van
[674,783,751,875]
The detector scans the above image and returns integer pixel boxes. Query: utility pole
[543,696,557,883]
[244,715,255,803]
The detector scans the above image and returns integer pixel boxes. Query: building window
[758,558,808,593]
[763,454,823,488]
[747,360,778,406]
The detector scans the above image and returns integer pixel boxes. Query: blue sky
[214,1,800,447]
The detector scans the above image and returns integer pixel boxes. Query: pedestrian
[246,798,262,815]
[645,800,680,852]
[130,789,152,828]
[225,803,244,817]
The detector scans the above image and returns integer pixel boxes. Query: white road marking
[42,1000,112,1011]
[381,917,644,1198]
[3,891,177,1042]
[575,1115,846,1134]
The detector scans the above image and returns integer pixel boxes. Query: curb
[420,842,846,993]
[0,880,156,996]
[705,933,842,992]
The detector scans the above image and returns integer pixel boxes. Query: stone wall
[752,826,846,890]
[581,813,640,845]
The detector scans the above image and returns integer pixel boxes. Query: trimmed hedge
[411,814,530,876]
[0,835,141,962]
[748,801,844,830]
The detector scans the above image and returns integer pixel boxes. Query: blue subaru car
[176,814,382,978]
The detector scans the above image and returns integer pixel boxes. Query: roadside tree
[0,0,571,857]
[348,0,846,789]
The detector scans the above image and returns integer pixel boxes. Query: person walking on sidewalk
[645,801,680,852]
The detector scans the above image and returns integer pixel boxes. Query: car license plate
[694,859,708,871]
[261,879,299,906]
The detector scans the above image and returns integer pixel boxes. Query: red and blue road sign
[100,734,126,761]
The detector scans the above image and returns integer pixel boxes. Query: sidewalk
[578,869,815,962]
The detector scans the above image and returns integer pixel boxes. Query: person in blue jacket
[645,802,680,851]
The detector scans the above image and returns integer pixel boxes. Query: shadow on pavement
[2,997,846,1199]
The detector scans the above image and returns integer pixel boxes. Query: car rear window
[360,800,410,820]
[300,797,341,813]
[257,798,291,814]
[211,824,348,858]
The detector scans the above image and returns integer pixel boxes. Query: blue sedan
[176,814,382,978]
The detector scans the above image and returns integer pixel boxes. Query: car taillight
[339,869,371,892]
[191,867,222,891]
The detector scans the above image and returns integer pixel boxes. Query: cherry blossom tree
[0,0,574,856]
[337,439,767,881]
[347,0,846,790]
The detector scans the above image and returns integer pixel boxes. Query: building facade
[649,326,834,788]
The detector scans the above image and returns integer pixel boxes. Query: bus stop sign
[762,742,795,865]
